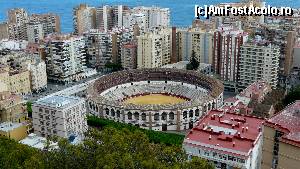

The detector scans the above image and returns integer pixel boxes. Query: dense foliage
[26,101,33,118]
[105,61,123,72]
[87,116,185,146]
[186,51,199,70]
[0,128,214,169]
[283,85,300,106]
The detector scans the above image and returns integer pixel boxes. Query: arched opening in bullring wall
[162,124,167,131]
[105,108,109,115]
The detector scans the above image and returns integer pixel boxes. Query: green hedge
[87,116,185,146]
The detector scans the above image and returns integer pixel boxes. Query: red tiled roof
[184,110,264,156]
[265,101,300,147]
[224,97,239,103]
[239,81,269,97]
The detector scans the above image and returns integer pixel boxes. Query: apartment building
[73,4,96,35]
[213,26,248,91]
[183,110,264,169]
[177,28,214,64]
[29,13,60,35]
[137,28,172,68]
[83,29,112,69]
[123,13,147,30]
[7,8,28,40]
[261,101,300,169]
[0,23,9,40]
[257,26,296,86]
[239,40,280,90]
[26,59,47,93]
[0,91,27,123]
[0,64,31,95]
[121,42,137,69]
[27,13,61,42]
[110,27,134,64]
[45,34,88,84]
[96,5,129,31]
[32,95,88,138]
[26,22,44,43]
[131,6,170,30]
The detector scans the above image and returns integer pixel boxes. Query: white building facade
[239,42,280,89]
[137,28,172,68]
[32,95,88,138]
[27,59,47,93]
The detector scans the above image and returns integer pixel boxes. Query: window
[183,111,187,119]
[141,113,146,121]
[169,112,175,120]
[154,113,159,121]
[161,112,167,120]
[127,112,132,120]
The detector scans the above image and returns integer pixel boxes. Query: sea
[0,0,299,33]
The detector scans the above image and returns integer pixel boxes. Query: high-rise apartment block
[96,5,129,31]
[213,26,248,91]
[137,28,172,68]
[3,8,60,41]
[238,40,280,90]
[177,28,214,64]
[121,42,137,69]
[26,22,44,43]
[124,6,170,31]
[110,27,134,64]
[0,23,9,40]
[29,13,60,35]
[7,8,28,40]
[73,4,96,35]
[45,34,88,84]
[32,95,87,138]
[26,59,47,93]
[84,29,112,69]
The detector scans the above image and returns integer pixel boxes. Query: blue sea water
[0,0,299,33]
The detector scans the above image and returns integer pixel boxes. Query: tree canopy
[26,101,32,118]
[283,85,300,106]
[105,61,123,72]
[87,116,185,146]
[0,127,214,169]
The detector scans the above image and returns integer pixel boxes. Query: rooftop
[35,95,84,109]
[238,81,270,98]
[265,101,300,147]
[184,110,264,157]
[19,133,58,150]
[0,122,24,132]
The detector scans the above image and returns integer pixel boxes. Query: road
[25,72,106,102]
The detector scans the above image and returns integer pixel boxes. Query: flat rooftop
[184,110,264,157]
[0,122,23,132]
[19,133,58,150]
[35,95,84,109]
[265,101,300,146]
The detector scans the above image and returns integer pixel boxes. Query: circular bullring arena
[87,68,224,131]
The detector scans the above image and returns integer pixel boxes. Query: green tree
[105,61,123,72]
[26,101,33,118]
[0,127,213,169]
[186,51,199,70]
[283,85,300,106]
